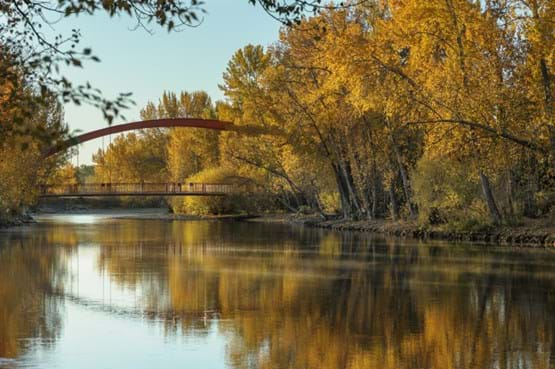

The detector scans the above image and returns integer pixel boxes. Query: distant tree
[93,132,168,183]
[76,165,95,184]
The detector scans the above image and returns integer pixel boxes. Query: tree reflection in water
[1,219,555,369]
[0,224,74,359]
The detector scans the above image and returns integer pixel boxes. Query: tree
[517,0,555,171]
[219,45,333,214]
[139,91,220,182]
[92,132,168,183]
[0,87,66,221]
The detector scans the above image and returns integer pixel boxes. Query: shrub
[172,167,232,215]
[320,191,340,214]
[412,157,489,229]
[172,167,269,215]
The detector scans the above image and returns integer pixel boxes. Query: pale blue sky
[60,1,281,164]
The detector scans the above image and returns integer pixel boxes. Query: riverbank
[251,214,555,247]
[5,208,555,248]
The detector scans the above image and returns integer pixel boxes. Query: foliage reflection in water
[1,215,555,369]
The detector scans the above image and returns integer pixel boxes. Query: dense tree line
[3,0,554,228]
[94,0,554,228]
[220,0,555,227]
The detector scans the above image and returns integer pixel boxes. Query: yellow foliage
[177,167,239,215]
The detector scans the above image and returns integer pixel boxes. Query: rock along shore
[0,213,36,229]
[283,216,555,248]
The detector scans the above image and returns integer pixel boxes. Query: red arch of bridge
[44,118,233,158]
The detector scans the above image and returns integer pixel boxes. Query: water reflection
[0,227,70,360]
[1,217,555,368]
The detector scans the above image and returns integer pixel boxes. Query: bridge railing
[39,182,237,196]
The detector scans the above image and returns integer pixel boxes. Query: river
[0,212,554,369]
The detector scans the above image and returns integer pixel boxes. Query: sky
[59,1,281,164]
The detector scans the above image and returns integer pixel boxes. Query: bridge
[39,183,236,198]
[42,118,250,198]
[43,118,233,158]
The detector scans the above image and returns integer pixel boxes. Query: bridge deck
[40,183,234,198]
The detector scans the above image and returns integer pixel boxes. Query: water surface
[1,213,555,368]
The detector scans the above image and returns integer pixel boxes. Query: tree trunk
[361,187,372,220]
[339,160,363,219]
[523,154,538,217]
[333,165,353,219]
[538,56,554,173]
[371,180,378,219]
[282,189,298,212]
[398,159,417,219]
[276,190,298,213]
[389,180,400,221]
[479,171,502,225]
[391,135,417,219]
[370,158,379,219]
[549,126,555,174]
[312,190,326,218]
[505,168,515,219]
